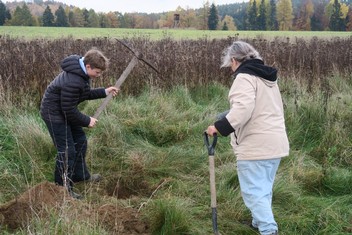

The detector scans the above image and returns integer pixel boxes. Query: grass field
[1,80,351,234]
[1,26,352,40]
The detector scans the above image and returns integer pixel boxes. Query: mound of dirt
[0,181,149,234]
[0,181,71,229]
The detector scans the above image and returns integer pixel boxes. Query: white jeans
[237,158,281,235]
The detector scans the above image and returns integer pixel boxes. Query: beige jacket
[215,71,289,160]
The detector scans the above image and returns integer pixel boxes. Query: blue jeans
[237,158,281,235]
[44,120,91,188]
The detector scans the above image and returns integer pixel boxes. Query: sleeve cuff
[214,118,235,137]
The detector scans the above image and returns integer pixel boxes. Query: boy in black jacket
[40,48,118,199]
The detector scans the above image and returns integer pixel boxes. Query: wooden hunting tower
[173,14,180,28]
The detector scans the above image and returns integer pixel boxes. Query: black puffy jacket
[40,55,106,127]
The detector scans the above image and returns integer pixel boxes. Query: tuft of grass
[321,167,352,195]
[145,198,195,235]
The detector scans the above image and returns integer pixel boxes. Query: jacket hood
[61,55,88,79]
[233,59,277,87]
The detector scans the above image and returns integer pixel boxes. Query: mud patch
[0,181,149,234]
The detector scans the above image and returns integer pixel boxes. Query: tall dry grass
[1,35,352,106]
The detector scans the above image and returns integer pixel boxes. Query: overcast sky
[11,0,247,14]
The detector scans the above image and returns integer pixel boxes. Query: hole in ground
[106,176,151,199]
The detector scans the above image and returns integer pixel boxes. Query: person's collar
[79,57,87,75]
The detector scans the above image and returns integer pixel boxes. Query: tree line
[0,0,351,31]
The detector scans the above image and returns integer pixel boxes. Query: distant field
[0,26,351,40]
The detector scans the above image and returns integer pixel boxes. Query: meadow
[0,27,351,234]
[1,26,352,40]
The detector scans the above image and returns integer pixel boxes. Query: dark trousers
[44,120,91,189]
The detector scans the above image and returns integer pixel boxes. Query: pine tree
[21,3,34,25]
[208,3,219,30]
[222,21,229,30]
[329,0,345,31]
[9,3,34,26]
[42,5,54,26]
[0,1,11,25]
[82,8,89,27]
[267,0,278,30]
[87,9,99,27]
[257,0,267,30]
[55,5,69,27]
[99,13,108,28]
[248,0,258,30]
[310,0,326,31]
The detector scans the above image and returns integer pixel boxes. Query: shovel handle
[204,132,220,235]
[204,132,217,156]
[93,56,139,119]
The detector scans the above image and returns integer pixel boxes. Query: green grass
[1,26,351,40]
[0,78,351,234]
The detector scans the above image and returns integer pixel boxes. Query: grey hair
[221,40,262,68]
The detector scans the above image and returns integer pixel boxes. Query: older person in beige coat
[206,41,289,235]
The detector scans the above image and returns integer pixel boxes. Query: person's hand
[89,117,98,128]
[105,86,119,97]
[206,125,218,137]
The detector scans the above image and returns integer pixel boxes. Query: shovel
[93,39,159,119]
[204,132,220,235]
